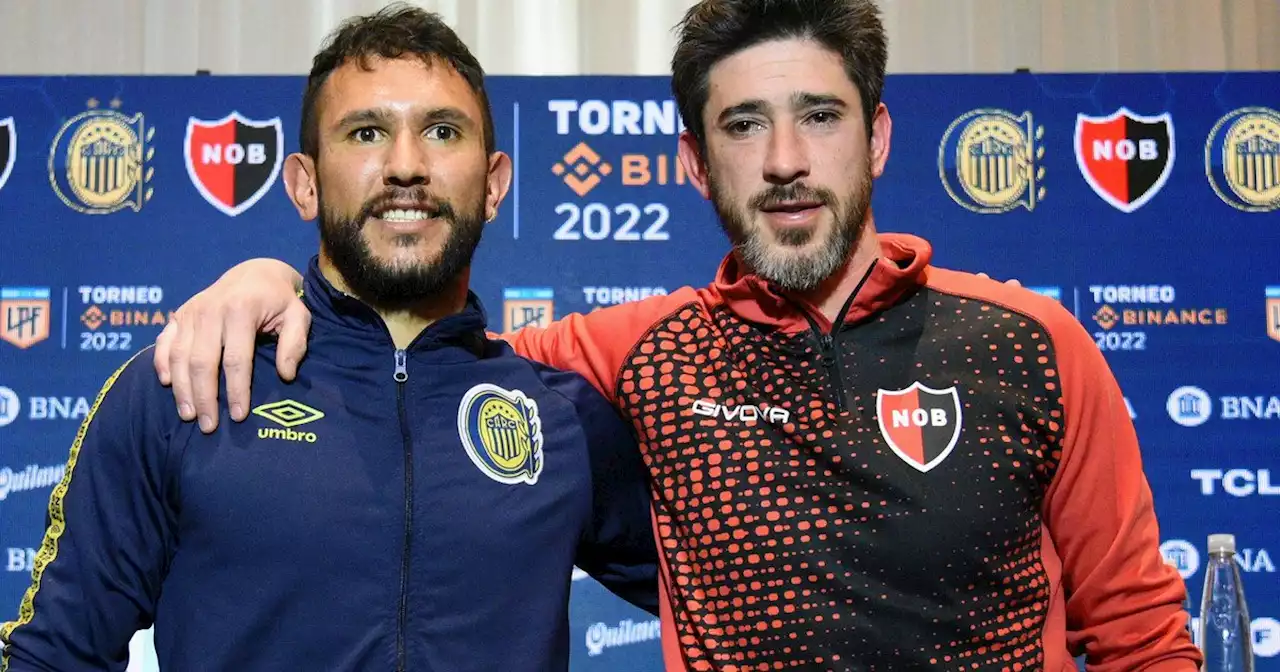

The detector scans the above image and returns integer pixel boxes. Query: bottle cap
[1208,533,1236,553]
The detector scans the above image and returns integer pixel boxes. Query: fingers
[154,322,176,386]
[221,307,259,422]
[1006,279,1023,287]
[975,272,990,279]
[186,303,228,434]
[167,308,200,424]
[274,300,312,381]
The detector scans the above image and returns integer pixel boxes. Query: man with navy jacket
[0,6,657,671]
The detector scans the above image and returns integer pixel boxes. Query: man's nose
[763,124,810,185]
[384,132,429,186]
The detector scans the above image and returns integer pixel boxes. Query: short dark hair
[671,0,887,149]
[299,2,495,158]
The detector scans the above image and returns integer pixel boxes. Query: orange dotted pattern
[614,291,1065,671]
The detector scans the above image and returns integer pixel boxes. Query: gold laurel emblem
[939,109,1045,213]
[48,99,155,214]
[1206,107,1280,212]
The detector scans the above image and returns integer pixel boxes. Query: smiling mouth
[376,208,434,222]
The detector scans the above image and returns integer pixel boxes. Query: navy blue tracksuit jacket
[1,259,659,671]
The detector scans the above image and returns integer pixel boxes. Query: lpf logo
[1,287,51,349]
[503,288,553,332]
[938,109,1045,213]
[552,142,612,197]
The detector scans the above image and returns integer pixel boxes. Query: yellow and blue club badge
[457,383,545,485]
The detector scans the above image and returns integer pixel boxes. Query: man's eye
[352,127,381,143]
[427,126,458,141]
[727,120,760,135]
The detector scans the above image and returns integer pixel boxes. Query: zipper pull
[819,333,836,366]
[393,349,408,383]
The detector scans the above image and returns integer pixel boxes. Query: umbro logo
[253,399,324,443]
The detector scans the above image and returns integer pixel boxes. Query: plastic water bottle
[1198,533,1254,671]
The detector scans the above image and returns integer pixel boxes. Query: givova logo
[585,619,661,657]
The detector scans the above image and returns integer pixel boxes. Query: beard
[317,182,486,312]
[710,162,873,293]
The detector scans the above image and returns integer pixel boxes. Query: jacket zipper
[797,260,880,414]
[393,349,412,672]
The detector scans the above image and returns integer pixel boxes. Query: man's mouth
[759,200,823,213]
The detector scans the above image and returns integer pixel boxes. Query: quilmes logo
[252,399,324,443]
[503,288,553,332]
[0,117,14,192]
[1,287,51,349]
[1074,107,1174,213]
[456,383,544,485]
[938,109,1045,213]
[184,112,284,216]
[584,618,661,657]
[49,98,154,214]
[1205,107,1280,212]
[0,463,67,501]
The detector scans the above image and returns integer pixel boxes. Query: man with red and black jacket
[148,0,1200,670]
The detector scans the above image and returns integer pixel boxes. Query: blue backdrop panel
[0,72,1277,668]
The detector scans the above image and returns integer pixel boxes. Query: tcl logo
[1190,469,1280,496]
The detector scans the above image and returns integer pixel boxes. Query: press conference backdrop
[0,72,1277,669]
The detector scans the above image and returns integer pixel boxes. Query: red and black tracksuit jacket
[506,232,1200,671]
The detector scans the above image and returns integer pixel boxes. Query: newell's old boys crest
[185,113,283,216]
[0,118,15,192]
[876,382,963,473]
[457,383,545,485]
[1074,108,1174,213]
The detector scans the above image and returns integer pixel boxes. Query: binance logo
[552,142,611,197]
[253,399,324,443]
[1094,305,1119,330]
[81,306,105,330]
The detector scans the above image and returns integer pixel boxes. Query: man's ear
[283,152,319,220]
[868,102,892,179]
[484,151,514,223]
[677,130,712,200]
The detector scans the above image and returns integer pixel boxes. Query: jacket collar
[300,255,489,350]
[711,232,932,333]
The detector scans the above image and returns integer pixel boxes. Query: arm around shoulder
[2,348,181,670]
